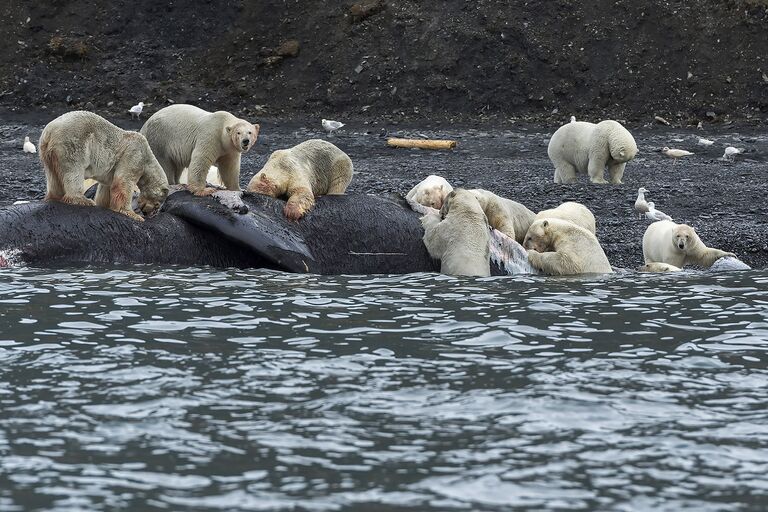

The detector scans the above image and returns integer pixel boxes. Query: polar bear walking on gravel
[548,119,638,185]
[39,111,169,221]
[642,220,736,268]
[140,104,259,195]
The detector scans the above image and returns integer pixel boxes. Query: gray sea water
[0,267,767,511]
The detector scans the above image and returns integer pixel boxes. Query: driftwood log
[387,138,457,150]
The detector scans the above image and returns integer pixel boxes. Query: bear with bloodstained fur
[642,220,735,268]
[421,188,490,277]
[535,201,596,234]
[548,119,637,184]
[523,218,613,275]
[468,188,535,244]
[39,111,169,221]
[247,139,353,220]
[406,175,453,210]
[140,104,259,195]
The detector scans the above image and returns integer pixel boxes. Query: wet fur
[643,220,735,268]
[421,189,491,277]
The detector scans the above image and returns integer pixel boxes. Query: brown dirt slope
[0,0,767,123]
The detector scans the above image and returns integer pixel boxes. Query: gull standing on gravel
[661,147,693,164]
[722,146,742,162]
[129,101,144,120]
[634,187,650,219]
[645,202,672,222]
[322,119,344,135]
[697,137,714,146]
[570,115,576,123]
[22,136,36,154]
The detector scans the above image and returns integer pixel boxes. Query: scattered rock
[277,39,300,58]
[350,0,386,23]
[47,35,89,59]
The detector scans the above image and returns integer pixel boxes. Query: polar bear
[523,218,613,275]
[468,188,535,244]
[535,201,596,234]
[39,111,169,221]
[638,262,682,273]
[642,220,735,268]
[406,175,453,210]
[548,119,638,184]
[140,104,259,195]
[247,139,353,220]
[421,189,490,277]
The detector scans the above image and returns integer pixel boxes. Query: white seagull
[697,137,714,146]
[570,115,576,123]
[129,101,144,120]
[661,147,693,164]
[22,136,36,154]
[634,187,649,219]
[322,119,345,135]
[722,146,742,162]
[645,202,672,222]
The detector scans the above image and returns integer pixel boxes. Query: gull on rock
[697,137,714,146]
[645,202,672,222]
[23,136,36,154]
[322,119,345,135]
[129,102,144,120]
[722,146,742,161]
[570,115,576,123]
[661,147,693,164]
[634,187,649,219]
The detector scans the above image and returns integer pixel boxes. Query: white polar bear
[535,201,596,234]
[140,104,259,195]
[406,175,453,210]
[548,119,638,184]
[247,139,353,220]
[643,220,736,268]
[39,111,169,221]
[421,189,490,277]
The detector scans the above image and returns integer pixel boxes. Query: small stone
[277,39,300,58]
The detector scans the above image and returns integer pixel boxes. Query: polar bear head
[226,121,260,153]
[672,224,699,252]
[407,175,453,210]
[523,219,553,253]
[247,151,290,198]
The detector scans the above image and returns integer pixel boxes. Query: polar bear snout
[241,138,251,150]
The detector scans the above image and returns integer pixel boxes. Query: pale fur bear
[421,189,491,277]
[638,262,682,273]
[548,119,638,184]
[642,220,735,268]
[39,111,169,221]
[247,139,353,220]
[524,218,613,275]
[140,104,259,195]
[535,201,596,234]
[468,189,535,244]
[406,175,453,209]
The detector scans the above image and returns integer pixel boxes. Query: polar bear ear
[253,123,260,134]
[225,125,233,134]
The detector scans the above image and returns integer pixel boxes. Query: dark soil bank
[1,0,768,124]
[1,118,766,270]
